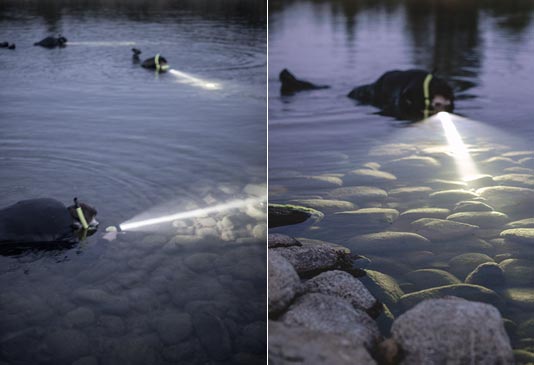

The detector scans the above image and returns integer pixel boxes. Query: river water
[269,0,534,360]
[0,0,266,364]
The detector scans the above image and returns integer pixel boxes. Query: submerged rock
[397,208,451,224]
[347,231,430,254]
[360,270,404,308]
[270,244,351,277]
[191,310,232,361]
[481,156,518,170]
[384,156,441,174]
[289,199,356,213]
[453,200,494,212]
[392,297,513,365]
[269,321,376,365]
[429,189,479,207]
[494,174,534,188]
[343,169,397,185]
[410,218,478,241]
[500,228,534,245]
[369,143,418,158]
[333,208,399,227]
[505,218,534,229]
[328,186,388,202]
[268,252,301,315]
[281,293,380,350]
[388,186,433,201]
[465,262,506,290]
[446,211,509,228]
[44,329,90,363]
[304,270,378,314]
[499,259,534,286]
[476,186,534,212]
[268,204,324,228]
[503,288,534,310]
[405,269,461,291]
[448,253,495,279]
[399,284,503,311]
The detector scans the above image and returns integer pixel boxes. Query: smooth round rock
[328,186,388,202]
[446,211,509,228]
[429,190,479,206]
[268,252,300,315]
[476,186,534,212]
[448,253,495,279]
[500,228,534,245]
[499,259,534,286]
[505,218,534,229]
[360,270,404,308]
[268,233,301,248]
[453,200,494,212]
[388,186,433,201]
[405,269,461,291]
[289,199,356,213]
[333,208,399,226]
[465,262,506,290]
[410,218,478,241]
[347,231,430,254]
[344,168,397,185]
[397,208,451,224]
[494,174,534,188]
[392,297,513,365]
[504,288,534,310]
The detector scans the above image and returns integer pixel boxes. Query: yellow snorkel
[423,73,433,119]
[74,197,89,230]
[154,54,170,72]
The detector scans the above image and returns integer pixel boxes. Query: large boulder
[268,252,301,315]
[391,297,514,364]
[281,293,380,350]
[269,321,376,365]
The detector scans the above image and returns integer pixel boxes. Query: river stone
[369,143,418,158]
[514,349,534,364]
[494,174,534,188]
[343,169,397,185]
[347,231,430,254]
[360,270,404,308]
[505,218,534,229]
[397,208,451,224]
[518,319,534,338]
[365,256,413,277]
[388,186,433,200]
[268,252,301,315]
[64,307,95,328]
[410,218,478,241]
[281,293,380,350]
[328,186,388,202]
[333,208,399,226]
[453,200,494,212]
[448,253,495,279]
[270,245,351,276]
[503,288,534,310]
[464,174,495,189]
[73,288,129,315]
[297,237,351,254]
[304,270,377,313]
[152,312,193,345]
[427,179,468,190]
[476,186,534,212]
[499,259,534,286]
[289,199,356,213]
[446,211,509,228]
[191,309,232,361]
[269,321,376,365]
[392,297,513,365]
[481,156,518,170]
[429,189,479,206]
[268,233,301,248]
[268,204,324,228]
[384,156,441,173]
[465,262,506,290]
[45,329,90,362]
[500,228,534,244]
[399,284,503,311]
[405,269,461,291]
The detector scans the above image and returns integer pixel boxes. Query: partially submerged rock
[281,293,380,350]
[268,233,301,248]
[270,244,351,277]
[347,231,430,254]
[268,252,301,316]
[268,204,324,228]
[304,271,378,315]
[410,218,478,241]
[392,297,513,365]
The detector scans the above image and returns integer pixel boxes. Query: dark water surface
[270,0,534,360]
[0,1,266,364]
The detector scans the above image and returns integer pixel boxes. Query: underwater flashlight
[168,69,221,90]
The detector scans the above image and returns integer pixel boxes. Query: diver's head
[68,197,99,230]
[132,48,142,55]
[58,35,67,45]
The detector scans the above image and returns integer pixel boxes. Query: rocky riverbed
[0,183,266,364]
[269,137,534,364]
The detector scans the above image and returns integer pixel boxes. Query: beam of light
[119,196,264,231]
[66,41,136,46]
[168,69,221,90]
[437,112,479,181]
